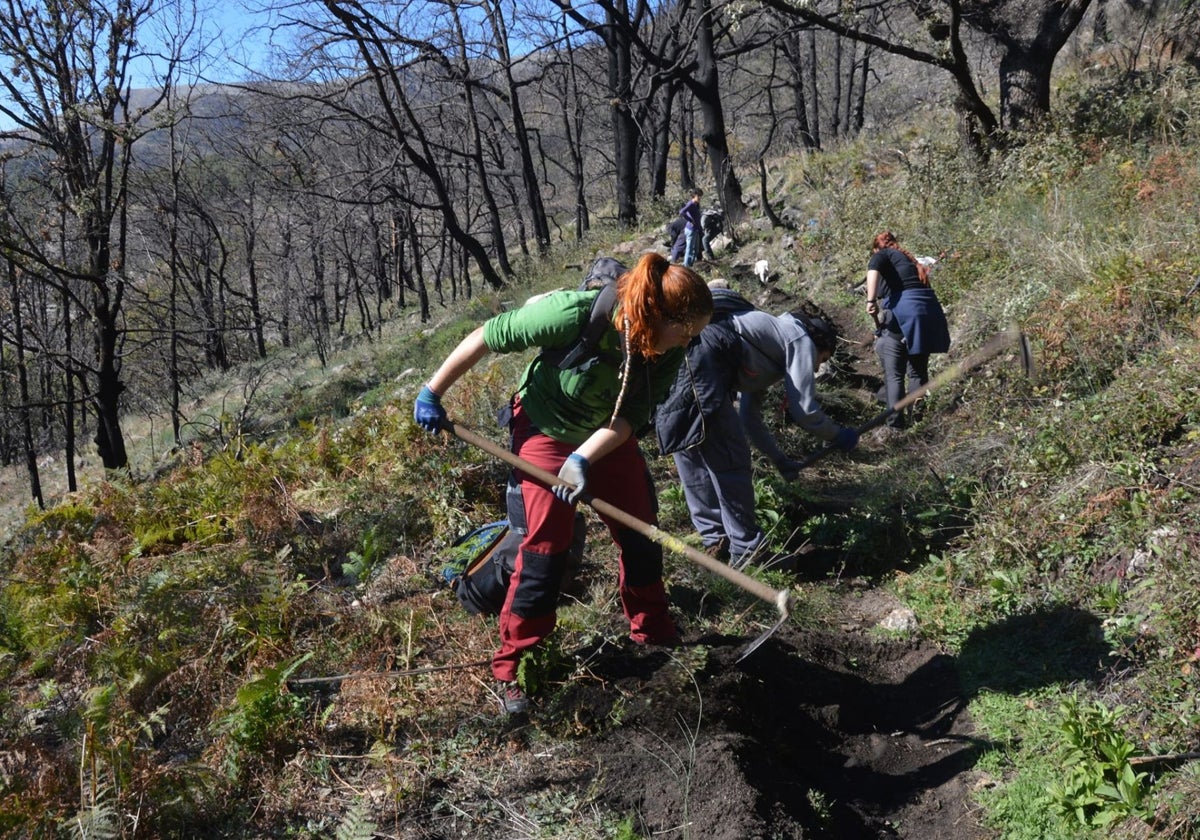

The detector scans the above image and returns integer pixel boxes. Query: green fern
[222,652,313,758]
[516,636,570,698]
[335,800,378,840]
[343,525,386,584]
[66,782,119,840]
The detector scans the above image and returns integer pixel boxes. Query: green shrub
[1047,696,1153,829]
[219,653,313,772]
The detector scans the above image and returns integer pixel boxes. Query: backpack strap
[539,282,619,370]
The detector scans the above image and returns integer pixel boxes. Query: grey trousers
[875,329,930,428]
[671,401,763,558]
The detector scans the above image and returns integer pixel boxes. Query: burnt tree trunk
[7,262,42,507]
[692,0,745,225]
[608,0,639,226]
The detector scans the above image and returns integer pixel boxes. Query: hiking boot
[703,537,731,563]
[497,681,530,715]
[626,632,681,652]
[729,553,753,571]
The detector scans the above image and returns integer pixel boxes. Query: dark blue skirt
[887,287,950,355]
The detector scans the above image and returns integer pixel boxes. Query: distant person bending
[864,231,951,432]
[414,253,713,715]
[668,216,687,263]
[656,288,859,570]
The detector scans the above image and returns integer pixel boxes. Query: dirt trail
[481,586,992,840]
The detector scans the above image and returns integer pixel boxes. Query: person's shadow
[729,604,1112,834]
[955,604,1111,697]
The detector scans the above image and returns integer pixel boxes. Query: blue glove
[553,453,590,503]
[414,385,447,433]
[833,427,859,451]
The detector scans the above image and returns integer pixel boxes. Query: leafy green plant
[987,568,1024,615]
[220,652,313,770]
[516,635,570,699]
[343,525,387,584]
[611,816,645,840]
[806,788,834,829]
[1047,696,1153,829]
[970,691,1084,840]
[753,477,784,541]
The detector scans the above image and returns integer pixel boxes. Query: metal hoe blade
[736,588,792,662]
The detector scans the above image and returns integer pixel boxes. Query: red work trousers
[492,401,676,682]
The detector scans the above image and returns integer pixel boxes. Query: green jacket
[482,289,686,445]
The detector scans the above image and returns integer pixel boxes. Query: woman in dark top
[863,231,951,430]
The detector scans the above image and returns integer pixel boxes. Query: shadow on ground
[484,602,1113,839]
[956,605,1110,696]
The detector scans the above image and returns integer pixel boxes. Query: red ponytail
[872,230,929,285]
[616,253,713,357]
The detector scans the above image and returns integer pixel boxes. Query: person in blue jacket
[863,231,951,432]
[656,288,859,570]
[679,189,704,267]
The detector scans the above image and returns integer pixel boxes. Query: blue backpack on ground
[440,520,515,616]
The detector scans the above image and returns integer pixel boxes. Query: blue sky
[170,1,278,84]
[0,1,278,131]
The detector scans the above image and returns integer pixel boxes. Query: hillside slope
[3,83,1200,838]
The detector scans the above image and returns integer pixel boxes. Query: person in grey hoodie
[656,287,859,569]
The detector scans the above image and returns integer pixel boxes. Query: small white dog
[754,259,769,284]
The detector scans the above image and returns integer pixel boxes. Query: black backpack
[542,259,758,371]
[538,257,629,370]
[709,286,755,324]
[442,513,587,615]
[700,208,723,237]
[579,256,628,291]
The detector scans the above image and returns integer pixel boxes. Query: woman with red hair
[863,231,951,432]
[414,253,713,714]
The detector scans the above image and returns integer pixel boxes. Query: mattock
[794,324,1035,471]
[447,421,792,662]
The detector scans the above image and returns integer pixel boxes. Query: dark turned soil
[528,586,996,840]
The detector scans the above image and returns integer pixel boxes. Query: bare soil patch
[537,588,993,839]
